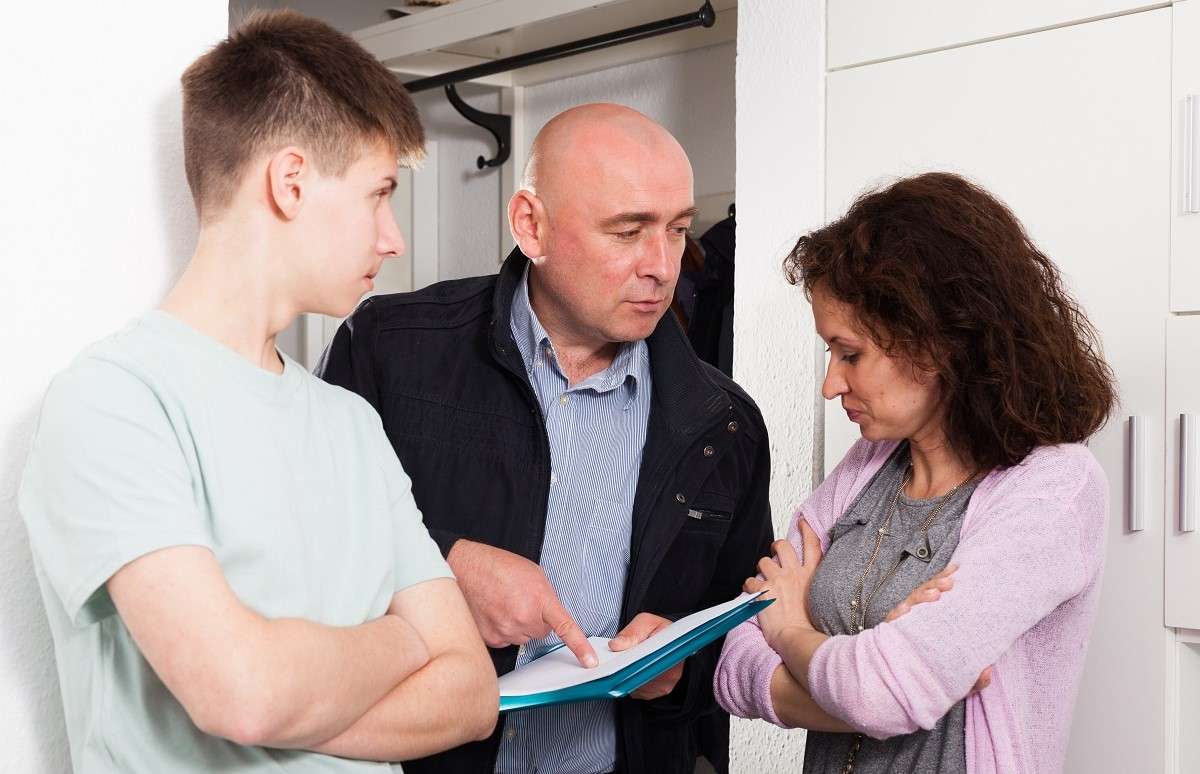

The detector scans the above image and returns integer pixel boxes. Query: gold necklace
[847,466,974,631]
[841,464,975,773]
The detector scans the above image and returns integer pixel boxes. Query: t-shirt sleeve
[19,357,212,628]
[375,426,453,591]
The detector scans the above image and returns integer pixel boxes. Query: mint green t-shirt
[20,311,451,773]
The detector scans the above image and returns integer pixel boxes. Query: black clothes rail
[403,1,717,169]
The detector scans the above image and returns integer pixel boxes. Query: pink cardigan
[714,439,1108,774]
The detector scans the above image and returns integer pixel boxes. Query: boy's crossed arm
[312,575,498,760]
[109,545,497,757]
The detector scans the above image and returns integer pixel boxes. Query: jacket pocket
[680,492,736,540]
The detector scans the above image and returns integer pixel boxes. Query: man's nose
[639,232,677,282]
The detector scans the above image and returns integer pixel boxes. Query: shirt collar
[509,263,647,407]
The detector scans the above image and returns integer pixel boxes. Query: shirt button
[559,395,570,405]
[703,445,715,457]
[550,471,558,485]
[505,727,517,740]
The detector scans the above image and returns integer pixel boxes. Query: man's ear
[508,188,548,259]
[267,146,308,221]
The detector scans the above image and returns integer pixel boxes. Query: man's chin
[607,327,656,345]
[610,314,668,343]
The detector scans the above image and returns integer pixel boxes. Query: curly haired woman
[714,172,1116,774]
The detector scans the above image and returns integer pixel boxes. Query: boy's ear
[267,146,308,221]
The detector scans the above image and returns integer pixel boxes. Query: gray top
[803,443,977,774]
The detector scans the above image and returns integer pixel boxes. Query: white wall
[522,42,736,203]
[729,0,825,771]
[0,4,228,771]
[410,41,739,282]
[412,85,506,280]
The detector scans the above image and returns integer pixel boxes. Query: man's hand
[884,565,993,694]
[448,539,598,668]
[608,612,682,700]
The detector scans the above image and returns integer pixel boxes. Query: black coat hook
[405,2,715,172]
[444,84,511,170]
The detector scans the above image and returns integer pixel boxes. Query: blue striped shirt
[494,265,652,774]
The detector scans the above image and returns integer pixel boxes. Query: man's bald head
[506,103,696,350]
[522,104,691,209]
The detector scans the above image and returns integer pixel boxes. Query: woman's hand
[885,564,994,694]
[883,564,958,623]
[745,521,824,651]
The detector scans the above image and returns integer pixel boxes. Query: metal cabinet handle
[1126,416,1146,532]
[1181,414,1198,532]
[1187,95,1200,215]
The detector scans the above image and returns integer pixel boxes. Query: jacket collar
[490,248,728,434]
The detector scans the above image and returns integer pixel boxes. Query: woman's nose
[822,362,848,400]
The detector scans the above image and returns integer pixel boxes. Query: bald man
[317,104,772,774]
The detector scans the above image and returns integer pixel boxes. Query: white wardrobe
[822,2,1200,771]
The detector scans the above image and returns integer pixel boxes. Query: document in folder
[498,590,772,712]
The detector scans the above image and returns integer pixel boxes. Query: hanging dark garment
[685,214,735,377]
[671,235,706,330]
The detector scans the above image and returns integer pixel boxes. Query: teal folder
[499,593,773,713]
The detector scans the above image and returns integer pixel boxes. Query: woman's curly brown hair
[785,172,1116,471]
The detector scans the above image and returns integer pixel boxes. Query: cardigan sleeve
[806,445,1108,739]
[713,438,883,723]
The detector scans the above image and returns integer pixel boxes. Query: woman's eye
[843,353,859,364]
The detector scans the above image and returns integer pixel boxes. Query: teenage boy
[19,11,496,773]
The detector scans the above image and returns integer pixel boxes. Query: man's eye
[615,229,639,239]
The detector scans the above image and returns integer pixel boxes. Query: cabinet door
[825,10,1170,773]
[1166,315,1200,630]
[827,0,1161,69]
[1171,0,1200,312]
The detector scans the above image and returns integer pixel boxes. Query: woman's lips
[845,409,862,422]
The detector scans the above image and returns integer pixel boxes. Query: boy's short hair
[181,10,424,222]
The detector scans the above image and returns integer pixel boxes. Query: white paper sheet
[498,590,765,698]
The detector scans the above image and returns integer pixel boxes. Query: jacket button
[703,445,715,457]
[675,493,687,504]
[727,421,739,433]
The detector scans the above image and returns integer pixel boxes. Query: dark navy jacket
[316,249,773,774]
